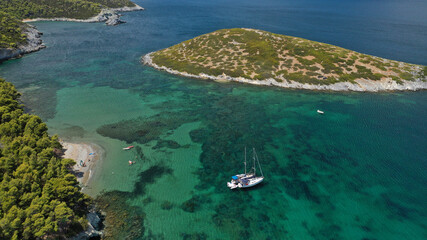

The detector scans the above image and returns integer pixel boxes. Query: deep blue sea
[0,0,426,239]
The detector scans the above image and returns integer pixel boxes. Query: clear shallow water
[0,0,426,239]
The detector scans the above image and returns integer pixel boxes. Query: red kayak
[123,146,134,150]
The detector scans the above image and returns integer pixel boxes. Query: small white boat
[227,148,264,189]
[317,110,324,114]
[123,145,134,150]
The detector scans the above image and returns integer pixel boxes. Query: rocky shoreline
[70,207,105,240]
[142,52,427,92]
[0,24,45,62]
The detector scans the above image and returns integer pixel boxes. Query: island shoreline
[142,52,427,92]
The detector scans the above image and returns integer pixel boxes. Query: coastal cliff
[0,24,45,62]
[142,28,427,92]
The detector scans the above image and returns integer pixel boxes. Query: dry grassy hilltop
[143,28,427,91]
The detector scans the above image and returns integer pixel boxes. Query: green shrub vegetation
[0,78,91,239]
[422,66,427,80]
[399,72,414,80]
[0,0,135,20]
[89,0,136,8]
[150,28,426,85]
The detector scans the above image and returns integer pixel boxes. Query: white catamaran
[227,148,264,189]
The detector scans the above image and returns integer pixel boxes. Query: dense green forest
[90,0,136,8]
[0,0,136,50]
[0,11,27,49]
[0,0,136,20]
[0,78,91,239]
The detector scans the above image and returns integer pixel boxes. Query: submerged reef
[95,164,172,239]
[96,82,427,239]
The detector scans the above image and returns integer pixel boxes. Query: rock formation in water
[71,208,105,240]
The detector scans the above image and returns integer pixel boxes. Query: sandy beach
[61,140,103,188]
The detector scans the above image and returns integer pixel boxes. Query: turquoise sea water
[1,0,426,239]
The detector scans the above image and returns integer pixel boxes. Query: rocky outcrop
[142,53,427,92]
[70,208,104,240]
[22,4,144,26]
[0,24,46,62]
[105,13,126,26]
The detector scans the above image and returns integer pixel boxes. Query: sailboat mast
[244,146,247,175]
[253,148,256,176]
[254,149,264,177]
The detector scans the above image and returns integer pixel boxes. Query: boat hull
[240,177,264,188]
[227,176,264,189]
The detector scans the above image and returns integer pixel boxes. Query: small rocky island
[143,28,427,91]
